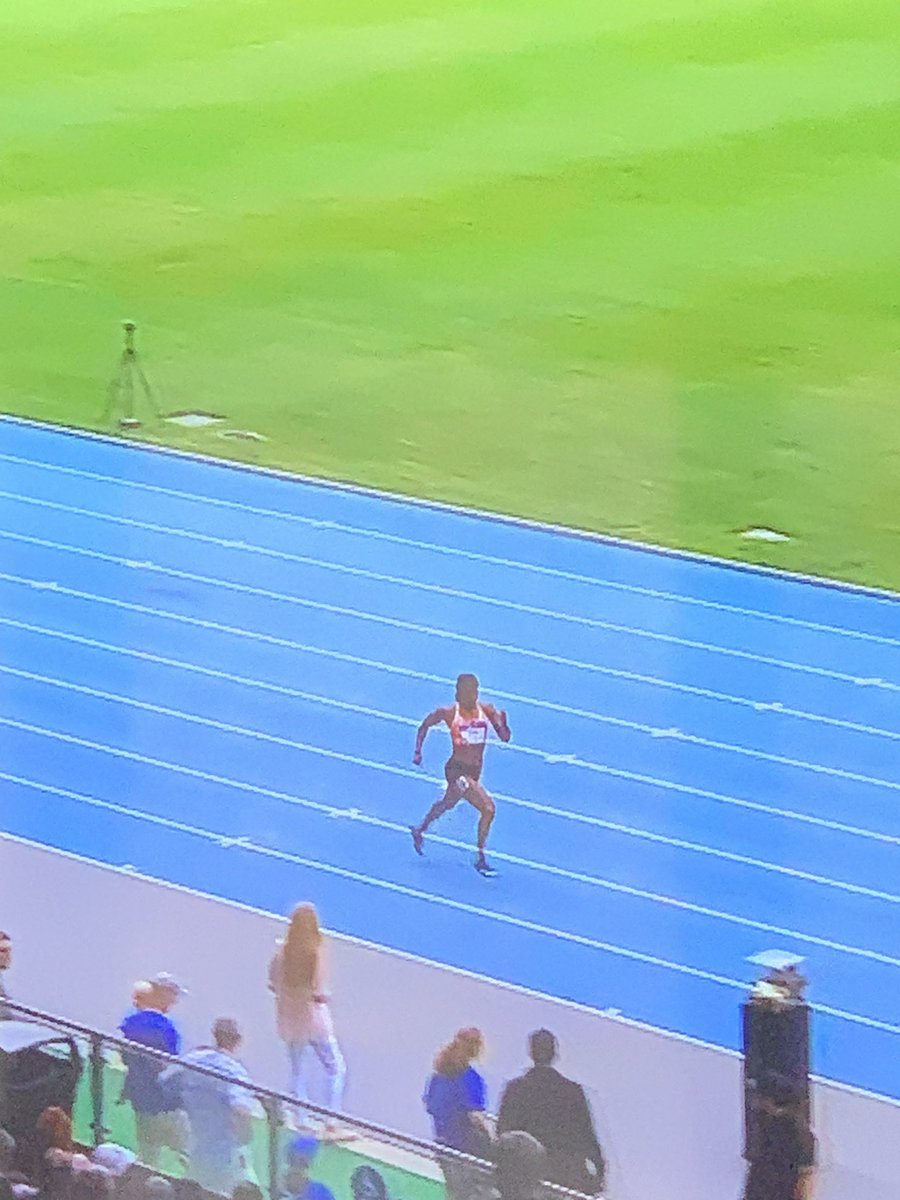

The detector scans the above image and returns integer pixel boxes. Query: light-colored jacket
[268,941,335,1044]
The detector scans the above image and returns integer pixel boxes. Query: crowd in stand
[1,911,816,1200]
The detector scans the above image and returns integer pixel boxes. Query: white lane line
[6,527,900,735]
[0,738,894,968]
[2,678,900,904]
[2,492,898,691]
[3,558,900,796]
[4,767,900,1038]
[2,449,898,649]
[4,612,900,850]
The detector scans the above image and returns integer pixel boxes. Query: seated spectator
[142,1179,173,1200]
[743,1073,815,1200]
[70,1169,113,1200]
[119,976,189,1171]
[497,1030,605,1195]
[0,1129,16,1174]
[160,1018,262,1194]
[281,1136,334,1200]
[494,1133,546,1200]
[232,1185,263,1200]
[34,1108,91,1176]
[90,1147,136,1179]
[349,1166,389,1200]
[423,1029,492,1200]
[0,1130,37,1200]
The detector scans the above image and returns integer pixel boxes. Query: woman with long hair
[268,903,346,1132]
[424,1028,492,1200]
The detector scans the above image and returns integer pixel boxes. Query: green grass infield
[2,1,898,589]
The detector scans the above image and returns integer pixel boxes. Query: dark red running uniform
[411,674,511,875]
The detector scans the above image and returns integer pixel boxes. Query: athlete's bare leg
[411,780,465,854]
[466,783,497,874]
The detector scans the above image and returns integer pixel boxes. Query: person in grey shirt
[161,1018,262,1194]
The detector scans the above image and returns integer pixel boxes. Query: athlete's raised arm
[483,703,511,743]
[413,706,453,765]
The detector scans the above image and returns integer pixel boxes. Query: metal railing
[1,1000,596,1200]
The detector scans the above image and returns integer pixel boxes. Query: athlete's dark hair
[456,673,479,698]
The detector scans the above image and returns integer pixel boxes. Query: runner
[411,674,511,876]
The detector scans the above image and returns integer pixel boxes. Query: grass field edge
[2,412,898,605]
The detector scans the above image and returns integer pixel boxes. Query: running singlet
[450,704,490,749]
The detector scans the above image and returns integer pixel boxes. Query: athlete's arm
[484,703,511,742]
[413,706,453,765]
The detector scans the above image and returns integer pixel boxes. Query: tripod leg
[102,354,129,424]
[134,359,162,420]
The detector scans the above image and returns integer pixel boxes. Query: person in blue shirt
[424,1028,492,1200]
[160,1018,263,1194]
[281,1136,335,1200]
[118,973,188,1169]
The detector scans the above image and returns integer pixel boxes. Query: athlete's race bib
[459,721,488,746]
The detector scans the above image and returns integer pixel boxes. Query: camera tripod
[103,321,162,430]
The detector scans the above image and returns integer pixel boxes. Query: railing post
[263,1094,282,1200]
[89,1032,108,1146]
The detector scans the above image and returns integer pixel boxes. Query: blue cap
[286,1135,320,1163]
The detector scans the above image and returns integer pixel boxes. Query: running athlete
[410,674,511,876]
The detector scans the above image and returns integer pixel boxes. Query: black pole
[264,1094,282,1200]
[89,1032,108,1146]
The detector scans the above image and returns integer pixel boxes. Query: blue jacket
[120,1009,181,1115]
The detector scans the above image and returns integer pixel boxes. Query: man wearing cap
[498,1030,606,1195]
[161,1018,263,1195]
[118,973,189,1170]
[282,1136,335,1200]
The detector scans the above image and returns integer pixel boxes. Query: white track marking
[2,449,898,647]
[5,525,900,728]
[3,611,900,849]
[7,754,898,965]
[2,556,900,792]
[5,528,900,739]
[2,492,898,691]
[2,683,900,904]
[3,768,900,1038]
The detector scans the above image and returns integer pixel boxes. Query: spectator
[423,1028,492,1200]
[0,1129,15,1174]
[268,905,346,1135]
[494,1133,546,1200]
[142,1179,173,1200]
[70,1169,113,1200]
[119,975,189,1170]
[0,932,12,1019]
[0,1130,36,1200]
[349,1166,389,1200]
[35,1108,90,1173]
[160,1018,262,1194]
[497,1030,605,1195]
[90,1147,136,1179]
[232,1185,263,1200]
[743,1073,815,1200]
[281,1136,334,1200]
[130,983,155,1014]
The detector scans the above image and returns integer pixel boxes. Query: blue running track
[1,417,899,1100]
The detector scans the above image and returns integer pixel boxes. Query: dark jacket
[498,1067,605,1194]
